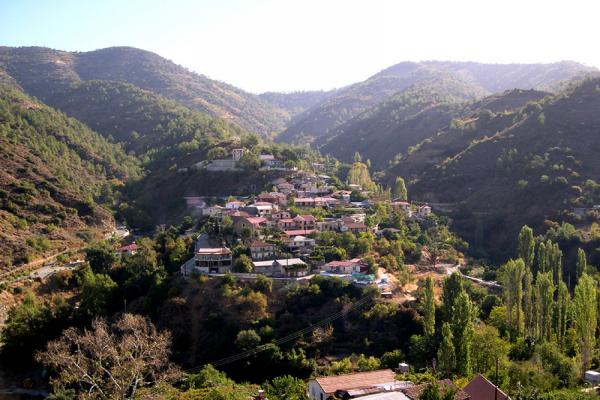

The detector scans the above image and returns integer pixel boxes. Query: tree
[573,273,597,373]
[555,281,569,348]
[441,273,463,323]
[576,248,587,282]
[393,176,408,200]
[437,323,455,377]
[235,329,261,350]
[419,382,455,400]
[500,259,525,336]
[238,152,261,170]
[522,267,534,337]
[36,314,177,399]
[353,152,362,163]
[265,375,308,400]
[471,325,509,374]
[85,242,117,274]
[535,271,555,342]
[422,276,436,338]
[233,254,253,273]
[79,270,118,318]
[536,241,547,274]
[452,291,473,376]
[517,226,535,269]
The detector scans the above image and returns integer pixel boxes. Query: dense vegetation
[0,84,140,267]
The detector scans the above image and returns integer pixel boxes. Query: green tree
[85,241,117,274]
[555,281,569,348]
[500,258,525,336]
[535,271,555,342]
[418,382,455,400]
[536,241,547,274]
[576,248,587,282]
[471,325,509,374]
[437,322,455,377]
[265,375,308,400]
[235,329,261,350]
[517,226,535,268]
[523,267,534,337]
[80,270,118,318]
[441,273,463,323]
[573,273,597,373]
[233,254,253,273]
[393,176,408,200]
[452,291,473,376]
[422,276,436,337]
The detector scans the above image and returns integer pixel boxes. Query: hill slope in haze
[0,46,289,136]
[277,60,597,146]
[320,73,487,167]
[389,79,600,260]
[0,84,141,268]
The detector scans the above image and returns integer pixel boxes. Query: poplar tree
[573,273,597,373]
[535,271,555,342]
[393,176,408,200]
[501,259,525,336]
[517,226,535,268]
[547,241,563,285]
[523,267,534,337]
[422,276,436,337]
[536,241,547,275]
[555,281,569,347]
[576,248,587,281]
[437,322,455,377]
[452,291,473,376]
[441,273,463,324]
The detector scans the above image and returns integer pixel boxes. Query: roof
[352,391,410,400]
[294,214,316,222]
[345,223,367,229]
[402,380,470,400]
[325,259,363,267]
[244,217,267,225]
[314,370,396,395]
[259,154,276,161]
[196,247,231,255]
[249,240,273,248]
[284,229,317,236]
[463,375,509,400]
[253,259,306,267]
[117,243,138,252]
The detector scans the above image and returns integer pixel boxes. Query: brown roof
[402,380,470,400]
[463,375,508,400]
[314,369,396,394]
[249,240,273,248]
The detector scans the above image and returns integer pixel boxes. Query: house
[316,219,340,232]
[257,192,287,205]
[283,229,317,237]
[243,202,276,217]
[294,197,338,208]
[402,380,470,400]
[249,240,276,260]
[463,375,509,400]
[277,182,295,194]
[271,210,292,220]
[417,205,432,218]
[293,214,316,230]
[341,222,368,233]
[322,258,365,274]
[194,247,232,274]
[277,218,296,231]
[252,258,308,277]
[308,370,398,400]
[202,205,226,217]
[233,216,267,235]
[225,200,245,210]
[259,154,284,169]
[284,235,316,255]
[116,243,138,256]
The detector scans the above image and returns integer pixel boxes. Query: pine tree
[555,281,569,347]
[393,176,408,200]
[517,226,535,269]
[437,322,455,377]
[423,276,436,337]
[573,273,597,373]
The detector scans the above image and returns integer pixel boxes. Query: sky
[1,0,599,93]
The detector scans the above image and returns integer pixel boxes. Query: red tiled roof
[314,370,396,394]
[403,380,470,400]
[245,217,267,225]
[463,375,508,400]
[284,229,316,236]
[117,243,137,252]
[249,240,273,248]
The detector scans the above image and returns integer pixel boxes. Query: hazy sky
[2,0,599,93]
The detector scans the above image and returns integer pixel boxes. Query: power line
[185,294,374,372]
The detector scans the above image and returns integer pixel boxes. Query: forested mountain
[0,84,141,267]
[276,60,597,146]
[387,78,600,259]
[0,46,289,135]
[320,73,487,167]
[259,90,333,119]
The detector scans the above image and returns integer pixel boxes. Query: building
[283,229,317,237]
[293,214,316,230]
[202,205,226,217]
[271,210,292,220]
[463,375,509,400]
[284,235,316,255]
[252,258,308,277]
[116,243,138,256]
[225,200,245,210]
[308,370,398,400]
[232,148,245,161]
[194,247,232,274]
[341,222,368,233]
[417,205,432,218]
[233,217,267,236]
[316,219,341,232]
[322,258,365,274]
[249,240,277,260]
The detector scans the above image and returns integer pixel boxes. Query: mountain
[0,84,141,268]
[277,61,597,146]
[0,46,289,136]
[320,72,488,167]
[387,78,600,260]
[259,90,333,119]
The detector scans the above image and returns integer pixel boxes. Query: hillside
[277,61,597,146]
[259,90,332,119]
[0,84,141,268]
[0,46,289,136]
[389,79,600,260]
[320,73,487,167]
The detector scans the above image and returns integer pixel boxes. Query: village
[172,150,434,296]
